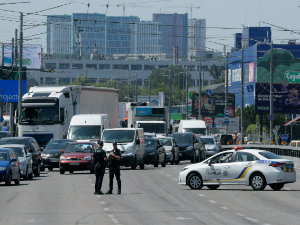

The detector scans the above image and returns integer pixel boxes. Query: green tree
[209,64,223,80]
[72,75,89,86]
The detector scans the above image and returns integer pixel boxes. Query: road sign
[281,78,289,87]
[224,120,229,124]
[206,89,212,95]
[268,114,275,121]
[224,109,229,114]
[281,134,288,142]
[247,85,254,92]
[285,71,300,83]
[0,116,4,123]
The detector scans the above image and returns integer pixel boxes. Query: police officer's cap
[97,140,103,145]
[113,141,117,145]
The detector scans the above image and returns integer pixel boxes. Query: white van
[67,114,111,142]
[102,128,145,170]
[178,120,207,135]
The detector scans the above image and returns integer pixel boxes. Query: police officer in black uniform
[106,141,121,194]
[93,140,107,195]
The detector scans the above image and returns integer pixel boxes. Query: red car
[59,142,96,174]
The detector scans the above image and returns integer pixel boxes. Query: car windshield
[66,144,93,153]
[102,130,135,143]
[138,123,165,134]
[220,135,233,142]
[182,128,206,135]
[202,138,215,145]
[68,126,101,140]
[145,139,156,147]
[258,152,282,159]
[0,133,10,139]
[0,140,25,145]
[45,141,73,150]
[172,134,193,143]
[0,150,8,160]
[159,138,172,146]
[20,107,59,125]
[8,147,24,157]
[145,135,155,138]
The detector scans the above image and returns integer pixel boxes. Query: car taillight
[268,163,286,167]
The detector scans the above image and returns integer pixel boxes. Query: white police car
[179,147,296,191]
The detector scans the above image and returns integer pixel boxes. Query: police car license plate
[69,162,79,166]
[49,158,59,162]
[285,164,294,172]
[179,153,182,156]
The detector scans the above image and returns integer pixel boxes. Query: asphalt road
[0,162,300,225]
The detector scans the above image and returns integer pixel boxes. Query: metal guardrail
[222,145,300,158]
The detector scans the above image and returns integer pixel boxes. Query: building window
[144,65,155,70]
[87,78,97,84]
[45,63,56,69]
[59,63,70,69]
[131,65,142,70]
[113,64,129,70]
[98,78,107,83]
[40,77,43,84]
[99,64,110,69]
[45,77,56,85]
[59,77,70,85]
[86,64,97,69]
[158,65,168,69]
[184,65,196,71]
[72,64,83,69]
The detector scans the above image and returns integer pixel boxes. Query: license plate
[284,165,294,172]
[179,153,182,156]
[69,162,79,166]
[50,158,59,162]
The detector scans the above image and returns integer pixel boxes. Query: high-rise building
[132,21,162,55]
[152,13,188,57]
[47,15,71,54]
[188,19,206,57]
[106,16,140,55]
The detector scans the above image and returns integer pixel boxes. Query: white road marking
[23,220,44,223]
[198,194,205,197]
[97,195,101,198]
[221,207,229,210]
[104,208,109,211]
[236,213,244,217]
[100,201,105,205]
[159,171,164,173]
[111,218,119,223]
[209,200,216,203]
[245,217,259,222]
[108,215,114,218]
[170,217,193,220]
[284,188,291,190]
[173,178,178,180]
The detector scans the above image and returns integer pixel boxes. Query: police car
[179,147,296,191]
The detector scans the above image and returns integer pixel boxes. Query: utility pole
[198,57,202,120]
[18,13,23,123]
[168,69,171,132]
[135,74,137,102]
[120,79,123,102]
[186,67,188,120]
[225,52,229,134]
[15,29,18,67]
[241,47,244,144]
[270,41,274,143]
[148,74,151,102]
[1,44,4,68]
[127,70,129,102]
[11,38,14,66]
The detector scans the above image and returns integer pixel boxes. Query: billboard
[0,44,41,69]
[255,82,300,114]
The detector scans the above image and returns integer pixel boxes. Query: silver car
[201,135,223,157]
[0,144,33,180]
[158,137,180,165]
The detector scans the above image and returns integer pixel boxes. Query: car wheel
[131,156,137,170]
[161,155,166,167]
[269,183,284,190]
[190,151,196,164]
[14,171,21,185]
[207,185,220,190]
[5,172,12,186]
[154,155,159,167]
[250,172,266,191]
[187,173,203,190]
[48,167,53,171]
[40,166,45,172]
[34,164,40,177]
[28,168,33,180]
[69,170,74,174]
[171,153,175,165]
[60,169,65,175]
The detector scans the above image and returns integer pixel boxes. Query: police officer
[106,141,121,195]
[92,140,107,195]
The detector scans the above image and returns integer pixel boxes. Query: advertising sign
[0,44,41,69]
[255,83,300,114]
[249,62,254,82]
[284,71,300,83]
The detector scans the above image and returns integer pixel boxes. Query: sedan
[59,142,95,174]
[0,148,21,185]
[179,147,296,191]
[144,138,166,167]
[158,137,179,165]
[0,145,33,180]
[41,139,75,171]
[201,135,222,157]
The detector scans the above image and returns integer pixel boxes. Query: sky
[0,0,299,54]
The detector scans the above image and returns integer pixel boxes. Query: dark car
[59,142,96,174]
[41,139,75,171]
[195,136,207,160]
[218,134,233,145]
[0,131,13,139]
[144,138,166,167]
[0,148,21,185]
[171,132,201,163]
[0,137,42,177]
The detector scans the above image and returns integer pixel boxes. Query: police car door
[204,152,233,185]
[230,152,259,184]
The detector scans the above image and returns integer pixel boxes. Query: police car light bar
[233,147,244,150]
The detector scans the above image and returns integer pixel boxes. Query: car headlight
[149,151,156,156]
[0,167,6,170]
[84,156,92,161]
[42,154,50,158]
[186,145,194,151]
[124,146,133,153]
[60,156,66,160]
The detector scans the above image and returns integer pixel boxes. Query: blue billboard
[0,80,26,102]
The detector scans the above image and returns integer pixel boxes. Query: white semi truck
[18,86,118,146]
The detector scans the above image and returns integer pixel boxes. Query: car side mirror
[61,149,65,153]
[136,139,140,145]
[11,158,17,162]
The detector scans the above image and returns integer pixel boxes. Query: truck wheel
[131,157,137,170]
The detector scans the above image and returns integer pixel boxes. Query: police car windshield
[258,151,282,159]
[103,130,135,143]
